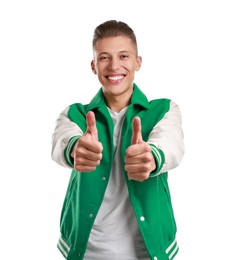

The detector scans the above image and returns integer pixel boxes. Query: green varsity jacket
[51,84,184,260]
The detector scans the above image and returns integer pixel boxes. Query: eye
[120,54,129,59]
[99,55,109,61]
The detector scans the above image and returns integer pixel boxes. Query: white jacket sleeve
[148,100,185,174]
[51,107,83,168]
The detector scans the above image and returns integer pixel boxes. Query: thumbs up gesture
[125,117,156,181]
[71,111,103,172]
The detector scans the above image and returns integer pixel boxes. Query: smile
[107,75,125,81]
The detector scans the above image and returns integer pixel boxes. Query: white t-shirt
[84,107,149,260]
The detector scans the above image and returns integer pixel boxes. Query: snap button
[89,213,93,218]
[102,177,106,181]
[140,216,145,221]
[154,257,158,260]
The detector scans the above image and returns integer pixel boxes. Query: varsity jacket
[51,84,184,260]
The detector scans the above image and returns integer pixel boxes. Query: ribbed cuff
[64,135,81,167]
[149,144,165,177]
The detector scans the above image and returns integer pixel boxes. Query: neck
[105,95,131,112]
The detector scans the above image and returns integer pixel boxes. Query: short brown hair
[92,20,138,55]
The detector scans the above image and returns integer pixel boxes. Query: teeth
[108,75,123,80]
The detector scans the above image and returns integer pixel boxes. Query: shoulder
[66,103,87,129]
[149,98,181,114]
[148,98,171,115]
[139,98,182,128]
[67,102,86,116]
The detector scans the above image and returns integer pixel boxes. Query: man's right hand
[71,111,103,172]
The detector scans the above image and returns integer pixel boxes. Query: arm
[51,109,103,171]
[51,107,83,168]
[125,101,184,181]
[148,100,185,175]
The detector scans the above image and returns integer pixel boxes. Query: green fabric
[60,84,177,260]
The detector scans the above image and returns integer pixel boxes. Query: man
[51,20,184,260]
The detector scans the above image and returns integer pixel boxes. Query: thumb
[131,116,143,144]
[86,111,98,139]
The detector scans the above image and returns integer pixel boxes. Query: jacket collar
[86,83,149,112]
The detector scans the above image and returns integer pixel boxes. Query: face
[91,36,142,103]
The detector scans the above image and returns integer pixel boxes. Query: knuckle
[144,143,151,152]
[99,142,103,151]
[95,160,101,166]
[98,153,103,160]
[124,165,129,171]
[142,163,150,172]
[76,146,84,156]
[125,148,131,156]
[142,153,151,162]
[74,165,83,171]
[140,173,149,181]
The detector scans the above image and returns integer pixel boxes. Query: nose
[108,57,120,71]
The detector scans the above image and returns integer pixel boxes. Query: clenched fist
[71,111,103,172]
[125,117,156,181]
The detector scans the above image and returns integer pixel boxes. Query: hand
[71,111,103,172]
[124,117,156,181]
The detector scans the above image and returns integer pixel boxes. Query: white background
[1,0,237,259]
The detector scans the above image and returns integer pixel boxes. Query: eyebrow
[98,50,130,56]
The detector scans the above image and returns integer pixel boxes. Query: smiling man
[51,20,184,260]
[91,34,141,112]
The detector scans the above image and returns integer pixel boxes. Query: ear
[91,60,97,74]
[135,56,142,71]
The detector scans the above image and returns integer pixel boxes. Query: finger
[74,164,97,172]
[125,163,151,173]
[76,144,103,160]
[86,111,98,139]
[125,151,152,164]
[77,137,103,154]
[131,116,143,144]
[126,142,151,157]
[75,156,101,167]
[127,172,150,182]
